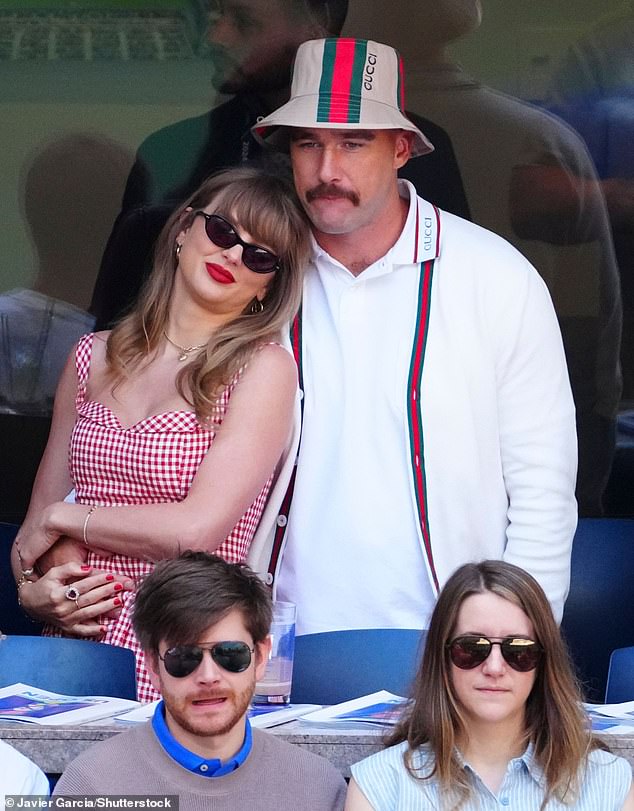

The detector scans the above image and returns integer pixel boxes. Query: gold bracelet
[16,573,33,607]
[83,506,97,547]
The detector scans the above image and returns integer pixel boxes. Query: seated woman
[346,560,634,810]
[12,166,309,701]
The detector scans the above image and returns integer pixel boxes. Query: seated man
[54,552,346,810]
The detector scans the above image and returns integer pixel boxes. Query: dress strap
[74,333,95,410]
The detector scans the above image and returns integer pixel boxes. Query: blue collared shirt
[152,701,252,777]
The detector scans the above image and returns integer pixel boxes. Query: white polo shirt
[251,182,577,631]
[276,184,437,634]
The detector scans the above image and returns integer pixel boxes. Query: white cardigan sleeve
[493,257,578,622]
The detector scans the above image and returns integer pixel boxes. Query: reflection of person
[90,0,469,329]
[54,552,347,811]
[0,288,93,416]
[247,38,577,633]
[118,0,348,210]
[344,0,623,516]
[88,0,347,329]
[549,1,634,403]
[346,560,634,810]
[0,739,49,798]
[0,135,130,415]
[12,167,309,701]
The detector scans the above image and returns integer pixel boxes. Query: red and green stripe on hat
[316,38,405,124]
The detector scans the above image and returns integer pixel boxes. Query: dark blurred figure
[344,0,623,516]
[0,134,130,415]
[549,1,634,405]
[90,0,469,330]
[0,134,130,523]
[89,0,348,328]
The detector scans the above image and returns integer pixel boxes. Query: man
[246,37,578,631]
[89,0,468,329]
[53,552,346,810]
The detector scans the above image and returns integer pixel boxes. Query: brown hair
[106,166,310,423]
[388,560,606,809]
[132,551,272,653]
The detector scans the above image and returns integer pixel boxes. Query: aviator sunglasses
[447,635,543,672]
[195,212,280,274]
[159,641,255,678]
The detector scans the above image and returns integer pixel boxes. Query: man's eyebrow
[290,129,319,141]
[338,130,376,141]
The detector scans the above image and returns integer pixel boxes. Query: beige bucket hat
[252,38,434,158]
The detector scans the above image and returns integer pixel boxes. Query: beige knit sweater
[53,722,346,810]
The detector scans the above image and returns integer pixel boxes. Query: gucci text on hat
[253,38,434,158]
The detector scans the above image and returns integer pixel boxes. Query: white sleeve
[0,740,50,797]
[494,261,578,623]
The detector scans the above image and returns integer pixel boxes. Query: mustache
[306,184,360,206]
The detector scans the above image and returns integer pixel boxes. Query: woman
[346,561,634,810]
[12,166,309,701]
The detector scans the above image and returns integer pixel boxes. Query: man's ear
[393,130,414,170]
[145,649,162,694]
[254,637,272,682]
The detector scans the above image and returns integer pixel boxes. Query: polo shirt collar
[152,700,252,778]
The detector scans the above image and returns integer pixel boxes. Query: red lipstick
[206,263,235,284]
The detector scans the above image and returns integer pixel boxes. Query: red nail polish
[105,574,114,581]
[81,565,91,571]
[113,582,123,592]
[113,597,122,606]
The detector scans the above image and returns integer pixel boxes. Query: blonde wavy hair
[106,167,310,423]
[388,560,609,810]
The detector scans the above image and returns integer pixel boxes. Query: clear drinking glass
[253,601,296,704]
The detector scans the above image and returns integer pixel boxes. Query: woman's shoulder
[240,341,297,384]
[351,742,438,810]
[352,740,435,781]
[582,747,633,801]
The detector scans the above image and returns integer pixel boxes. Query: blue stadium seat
[0,636,137,700]
[289,628,426,705]
[561,518,634,702]
[605,646,634,704]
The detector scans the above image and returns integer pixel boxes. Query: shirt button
[200,764,208,772]
[276,514,287,527]
[500,799,509,806]
[298,389,304,400]
[264,572,274,586]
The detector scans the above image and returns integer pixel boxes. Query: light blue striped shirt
[351,740,632,809]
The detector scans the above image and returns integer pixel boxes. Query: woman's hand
[17,561,135,637]
[14,503,66,571]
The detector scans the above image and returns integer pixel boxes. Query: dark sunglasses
[447,635,543,672]
[159,641,255,678]
[195,212,280,274]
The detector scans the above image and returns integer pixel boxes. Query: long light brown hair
[388,560,607,809]
[106,167,310,423]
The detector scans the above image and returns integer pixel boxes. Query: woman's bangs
[213,185,295,258]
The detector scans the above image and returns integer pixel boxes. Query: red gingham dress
[47,333,274,701]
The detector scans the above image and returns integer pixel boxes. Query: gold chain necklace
[163,331,207,362]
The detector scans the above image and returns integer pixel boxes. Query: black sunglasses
[447,635,543,672]
[195,212,280,274]
[159,641,255,678]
